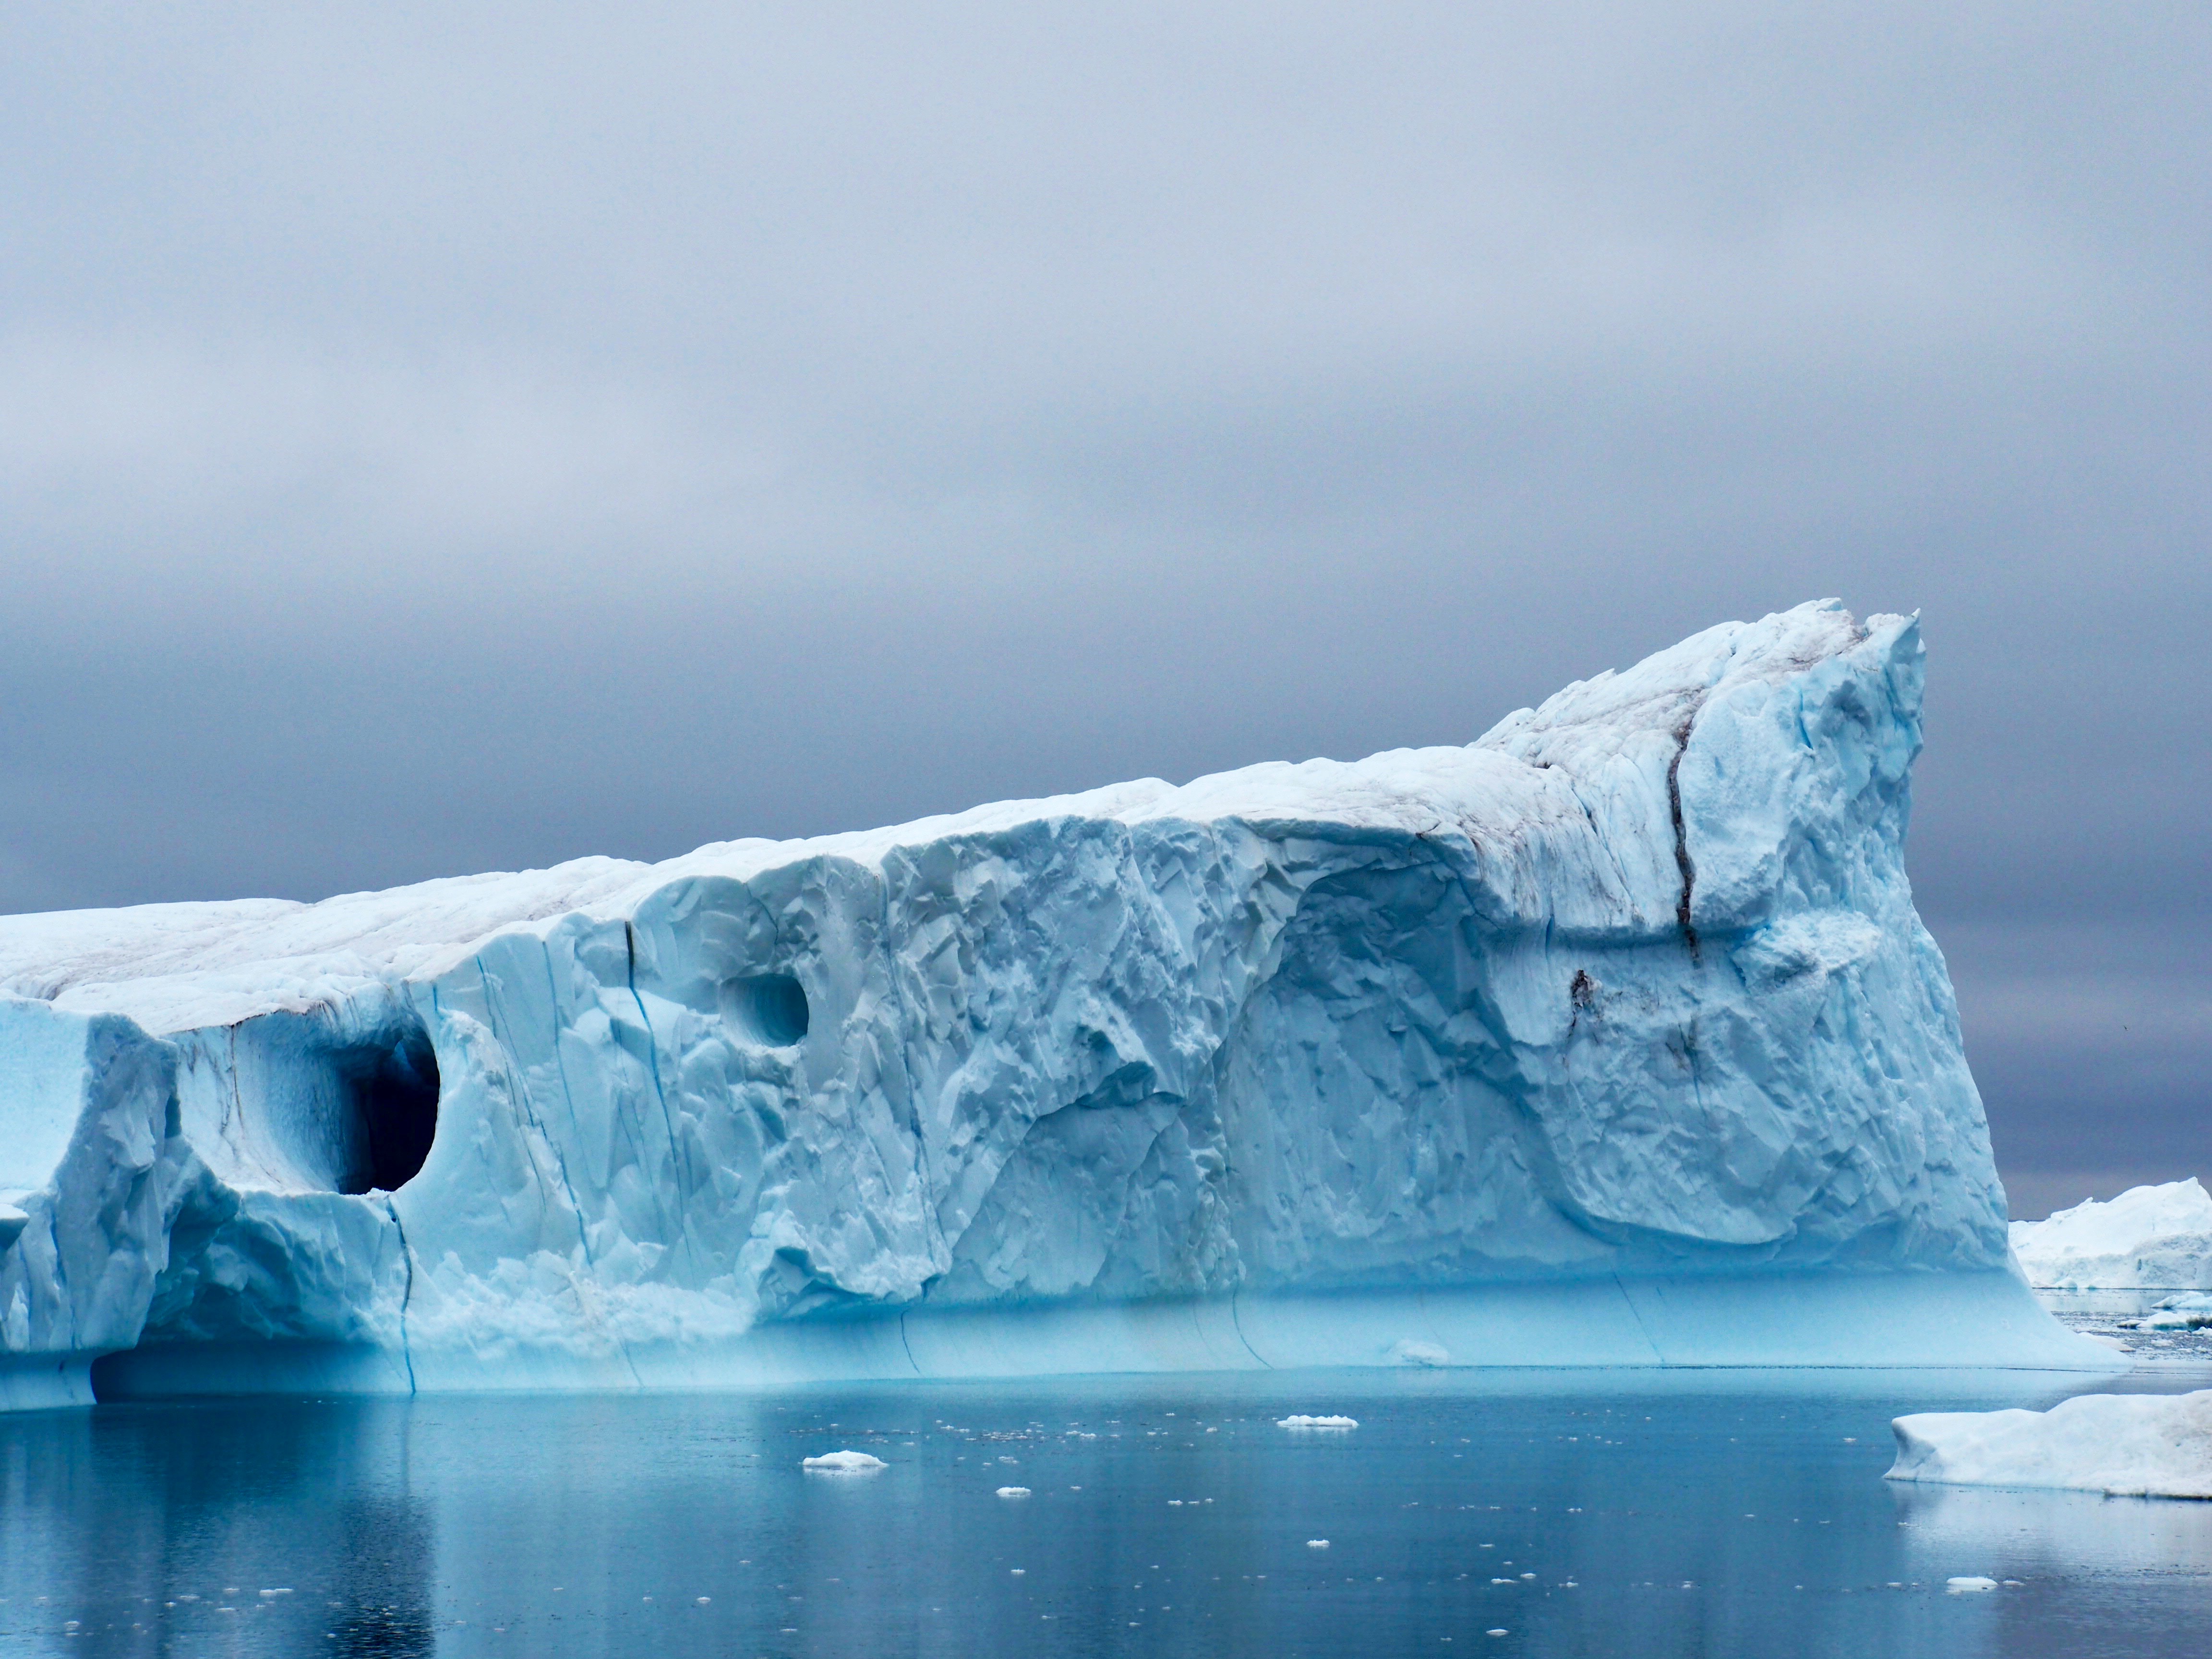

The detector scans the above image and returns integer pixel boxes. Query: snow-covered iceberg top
[0,601,2112,1407]
[1887,1391,2212,1499]
[2009,1180,2212,1291]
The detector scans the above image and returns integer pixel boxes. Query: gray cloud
[2,2,2205,1212]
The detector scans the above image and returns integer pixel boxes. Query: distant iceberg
[2009,1179,2212,1291]
[1888,1390,2212,1498]
[0,601,2114,1409]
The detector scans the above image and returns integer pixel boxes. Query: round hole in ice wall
[335,1024,441,1194]
[729,974,810,1046]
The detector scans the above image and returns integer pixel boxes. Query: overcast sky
[2,3,2204,1215]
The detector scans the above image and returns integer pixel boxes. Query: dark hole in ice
[336,1025,441,1195]
[730,974,810,1046]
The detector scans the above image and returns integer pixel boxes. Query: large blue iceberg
[0,601,2113,1407]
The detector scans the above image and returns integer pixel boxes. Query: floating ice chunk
[1307,1539,1330,1548]
[1887,1390,2212,1497]
[801,1450,886,1472]
[1946,1577,1998,1593]
[997,1486,1031,1498]
[1278,1416,1359,1430]
[1487,1631,1508,1638]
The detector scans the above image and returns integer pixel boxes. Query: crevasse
[0,601,2116,1408]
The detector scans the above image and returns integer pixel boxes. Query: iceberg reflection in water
[0,1370,2206,1658]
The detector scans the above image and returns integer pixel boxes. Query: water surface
[1,1368,2206,1657]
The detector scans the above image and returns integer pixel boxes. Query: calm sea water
[1,1368,2206,1658]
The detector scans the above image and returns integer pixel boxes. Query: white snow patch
[1887,1390,2212,1498]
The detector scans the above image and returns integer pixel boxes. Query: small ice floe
[1277,1415,1358,1430]
[1887,1390,2212,1498]
[997,1486,1032,1498]
[1946,1577,1998,1593]
[1486,1631,1508,1638]
[802,1450,887,1472]
[1307,1539,1330,1549]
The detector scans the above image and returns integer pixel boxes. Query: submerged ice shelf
[0,601,2114,1408]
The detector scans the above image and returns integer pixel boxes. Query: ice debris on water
[1946,1577,1998,1593]
[801,1451,886,1472]
[1278,1416,1359,1430]
[997,1486,1031,1498]
[1307,1539,1330,1549]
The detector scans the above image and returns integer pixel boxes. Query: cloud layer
[2,3,2205,1211]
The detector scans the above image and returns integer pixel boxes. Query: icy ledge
[2009,1179,2212,1292]
[0,601,2115,1408]
[1887,1391,2212,1498]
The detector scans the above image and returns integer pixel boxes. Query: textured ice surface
[2009,1180,2212,1290]
[1888,1391,2212,1498]
[0,601,2113,1407]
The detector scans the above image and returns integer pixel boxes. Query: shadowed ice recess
[0,602,2116,1408]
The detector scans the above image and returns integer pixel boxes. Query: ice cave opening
[334,1022,441,1195]
[726,973,810,1047]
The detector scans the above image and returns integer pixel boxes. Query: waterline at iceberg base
[0,602,2116,1409]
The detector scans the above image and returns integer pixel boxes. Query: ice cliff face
[2009,1180,2212,1291]
[0,601,2106,1405]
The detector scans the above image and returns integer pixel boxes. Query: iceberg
[0,601,2113,1409]
[1887,1391,2212,1498]
[2008,1179,2212,1291]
